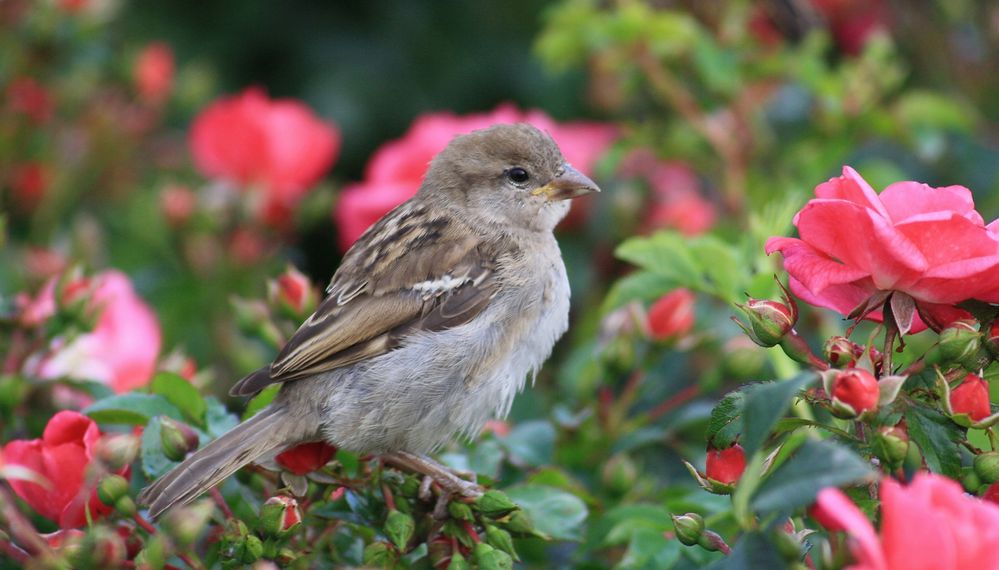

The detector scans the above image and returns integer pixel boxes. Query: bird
[138,123,600,518]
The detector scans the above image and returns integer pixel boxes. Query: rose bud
[975,452,999,484]
[268,266,318,319]
[938,320,981,367]
[95,432,140,471]
[987,320,999,357]
[72,527,127,569]
[829,368,880,418]
[705,444,746,485]
[259,495,302,536]
[736,298,795,347]
[159,417,199,462]
[159,184,196,227]
[671,512,705,546]
[384,509,416,550]
[162,499,215,547]
[647,289,695,341]
[275,441,337,475]
[949,373,991,422]
[97,474,130,506]
[824,336,858,368]
[874,426,909,468]
[983,482,999,505]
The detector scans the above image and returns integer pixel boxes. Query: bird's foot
[382,451,484,501]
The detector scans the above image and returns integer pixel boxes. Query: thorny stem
[210,487,233,520]
[646,384,702,422]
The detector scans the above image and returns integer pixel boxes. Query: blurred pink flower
[6,77,53,123]
[766,166,999,333]
[334,104,615,250]
[647,288,696,341]
[159,184,196,226]
[25,270,162,393]
[814,473,999,569]
[134,42,174,105]
[190,88,340,226]
[619,150,715,236]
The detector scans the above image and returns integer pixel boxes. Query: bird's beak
[530,164,601,201]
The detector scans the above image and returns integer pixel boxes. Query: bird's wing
[229,201,500,396]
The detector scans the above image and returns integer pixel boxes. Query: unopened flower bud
[159,416,199,461]
[95,433,140,471]
[134,535,166,569]
[949,373,991,422]
[473,541,513,570]
[987,321,999,357]
[159,184,196,227]
[162,499,215,547]
[501,509,537,535]
[722,336,767,378]
[268,266,318,319]
[738,298,795,347]
[824,336,858,368]
[975,452,999,484]
[962,468,983,494]
[938,320,981,367]
[448,501,474,521]
[219,519,251,563]
[428,535,454,569]
[485,525,518,561]
[385,509,416,550]
[671,512,705,546]
[97,474,130,506]
[259,495,302,536]
[474,490,518,518]
[447,550,470,570]
[647,289,696,341]
[829,368,880,418]
[982,482,999,504]
[601,453,638,495]
[72,527,126,569]
[874,426,909,467]
[705,444,746,486]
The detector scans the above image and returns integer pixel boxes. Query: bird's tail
[138,406,292,519]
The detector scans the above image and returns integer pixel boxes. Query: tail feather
[138,407,291,519]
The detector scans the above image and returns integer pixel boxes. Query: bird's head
[422,123,601,232]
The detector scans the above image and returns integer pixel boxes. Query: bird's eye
[507,167,530,184]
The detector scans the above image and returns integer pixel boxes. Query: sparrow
[139,123,600,518]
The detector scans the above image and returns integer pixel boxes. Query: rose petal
[814,488,886,570]
[813,166,889,218]
[879,181,981,225]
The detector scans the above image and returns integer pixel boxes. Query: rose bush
[3,411,127,529]
[766,166,999,333]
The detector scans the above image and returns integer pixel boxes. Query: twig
[210,488,233,520]
[647,384,701,422]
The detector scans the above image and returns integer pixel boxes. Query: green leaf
[617,529,681,570]
[140,416,180,478]
[707,532,786,570]
[740,373,816,457]
[751,440,875,514]
[204,397,239,438]
[707,389,746,448]
[906,405,963,477]
[85,393,184,425]
[243,384,279,420]
[601,270,676,312]
[506,485,587,541]
[150,372,206,427]
[615,233,700,287]
[499,421,555,467]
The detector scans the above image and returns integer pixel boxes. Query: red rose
[334,104,615,250]
[274,441,337,475]
[27,270,162,393]
[950,373,991,422]
[647,288,696,341]
[190,88,340,225]
[766,166,999,333]
[6,77,53,123]
[815,473,999,569]
[133,42,174,105]
[831,368,880,417]
[705,444,746,485]
[3,411,128,528]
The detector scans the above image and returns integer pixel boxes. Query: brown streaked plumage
[138,123,599,519]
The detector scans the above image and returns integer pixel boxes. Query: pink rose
[814,473,999,569]
[190,88,340,225]
[26,270,162,393]
[133,42,174,105]
[3,411,129,528]
[334,104,615,250]
[766,166,999,333]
